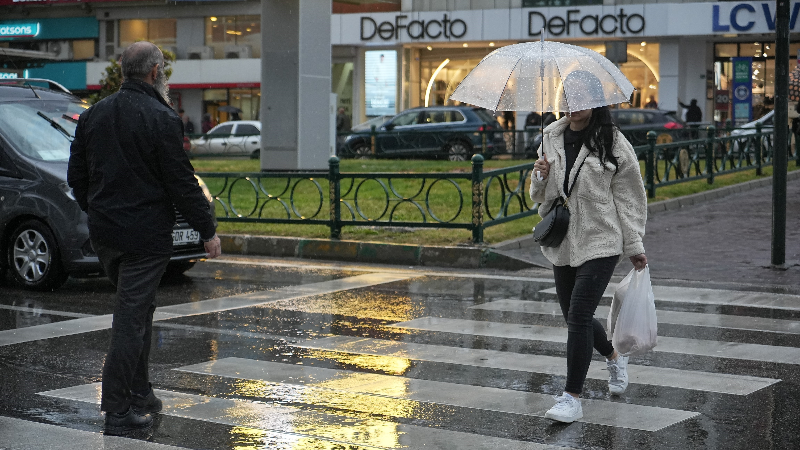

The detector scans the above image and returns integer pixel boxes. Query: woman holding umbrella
[530,70,647,423]
[451,43,648,423]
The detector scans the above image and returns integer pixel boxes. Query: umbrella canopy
[449,41,635,113]
[789,65,800,102]
[218,105,243,114]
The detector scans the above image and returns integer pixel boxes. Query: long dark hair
[577,105,619,171]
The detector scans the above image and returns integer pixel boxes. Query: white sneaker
[544,392,583,423]
[607,354,629,395]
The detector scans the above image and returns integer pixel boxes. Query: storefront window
[205,16,261,59]
[202,88,260,125]
[713,41,795,123]
[119,19,176,48]
[332,62,354,123]
[72,40,95,60]
[418,42,660,111]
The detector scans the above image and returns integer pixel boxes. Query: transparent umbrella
[449,40,635,113]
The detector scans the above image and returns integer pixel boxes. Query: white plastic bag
[608,266,657,355]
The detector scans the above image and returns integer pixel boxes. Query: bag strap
[562,154,588,204]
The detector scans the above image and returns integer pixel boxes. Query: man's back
[68,80,214,255]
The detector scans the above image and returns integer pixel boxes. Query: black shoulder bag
[533,156,587,248]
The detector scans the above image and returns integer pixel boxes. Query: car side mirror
[384,123,395,131]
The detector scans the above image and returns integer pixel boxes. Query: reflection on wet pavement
[2,258,800,449]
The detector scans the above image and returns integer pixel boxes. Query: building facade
[0,0,796,131]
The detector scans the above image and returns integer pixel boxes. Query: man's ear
[145,64,159,85]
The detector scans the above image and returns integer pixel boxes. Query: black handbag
[533,156,587,248]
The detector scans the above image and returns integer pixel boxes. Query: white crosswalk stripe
[469,299,800,334]
[39,383,563,450]
[388,317,800,365]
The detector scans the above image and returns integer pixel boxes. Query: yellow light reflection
[307,350,412,375]
[265,292,419,323]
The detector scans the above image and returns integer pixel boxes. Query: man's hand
[629,253,647,271]
[204,234,221,259]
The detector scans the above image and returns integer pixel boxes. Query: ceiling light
[427,46,432,51]
[210,17,217,22]
[641,41,646,46]
[489,42,495,47]
[463,43,468,47]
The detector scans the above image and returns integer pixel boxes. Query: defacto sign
[528,9,645,37]
[361,14,466,41]
[0,22,40,38]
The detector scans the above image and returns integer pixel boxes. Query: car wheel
[163,261,196,278]
[251,149,261,159]
[446,140,472,161]
[352,144,372,160]
[8,220,68,291]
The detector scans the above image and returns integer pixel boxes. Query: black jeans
[94,243,170,413]
[553,255,619,395]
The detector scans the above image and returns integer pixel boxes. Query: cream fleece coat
[529,117,647,267]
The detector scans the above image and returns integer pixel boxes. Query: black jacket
[68,80,216,255]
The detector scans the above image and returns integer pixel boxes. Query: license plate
[173,229,200,245]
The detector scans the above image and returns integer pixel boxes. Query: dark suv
[610,108,688,146]
[0,79,214,290]
[341,106,506,161]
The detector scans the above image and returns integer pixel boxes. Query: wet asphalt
[1,176,799,449]
[0,255,798,450]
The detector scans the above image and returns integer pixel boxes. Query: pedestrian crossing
[22,269,799,448]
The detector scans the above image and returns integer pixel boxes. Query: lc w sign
[712,2,800,32]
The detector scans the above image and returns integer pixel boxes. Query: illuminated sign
[0,72,19,79]
[0,23,40,38]
[364,50,397,116]
[713,2,800,31]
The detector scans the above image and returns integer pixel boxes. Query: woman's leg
[553,256,619,395]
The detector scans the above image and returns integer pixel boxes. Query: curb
[219,172,799,271]
[219,235,535,270]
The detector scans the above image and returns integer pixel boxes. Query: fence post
[328,156,341,239]
[370,125,377,155]
[755,122,763,175]
[706,125,716,184]
[645,131,656,198]
[471,154,484,244]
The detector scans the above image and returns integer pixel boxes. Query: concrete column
[261,0,331,171]
[658,40,680,113]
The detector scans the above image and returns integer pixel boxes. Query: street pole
[772,0,789,266]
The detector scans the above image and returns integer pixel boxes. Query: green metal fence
[196,124,797,244]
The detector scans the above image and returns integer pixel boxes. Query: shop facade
[333,1,800,129]
[1,1,797,132]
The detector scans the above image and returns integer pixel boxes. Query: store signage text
[0,22,40,38]
[0,72,19,79]
[360,14,467,41]
[713,3,800,31]
[528,9,644,36]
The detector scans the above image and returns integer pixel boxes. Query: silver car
[190,120,261,159]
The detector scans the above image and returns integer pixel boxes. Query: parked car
[190,120,261,159]
[350,115,394,133]
[341,106,506,161]
[610,108,688,146]
[0,79,215,290]
[729,110,774,155]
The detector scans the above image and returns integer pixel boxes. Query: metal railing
[196,124,798,244]
[197,155,535,244]
[637,124,799,198]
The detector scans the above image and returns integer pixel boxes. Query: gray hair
[120,42,163,81]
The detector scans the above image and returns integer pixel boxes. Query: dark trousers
[553,255,619,395]
[94,243,170,413]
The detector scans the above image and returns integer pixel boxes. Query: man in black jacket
[68,41,221,435]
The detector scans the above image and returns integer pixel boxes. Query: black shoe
[131,386,163,414]
[104,406,152,436]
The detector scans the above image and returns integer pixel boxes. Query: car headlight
[59,182,76,201]
[195,175,213,203]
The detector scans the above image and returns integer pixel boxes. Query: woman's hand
[534,153,550,180]
[630,253,647,271]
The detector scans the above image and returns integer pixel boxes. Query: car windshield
[0,99,86,162]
